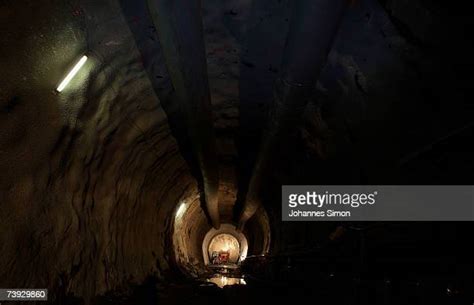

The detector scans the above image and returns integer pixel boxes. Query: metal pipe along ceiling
[147,0,220,228]
[237,0,347,230]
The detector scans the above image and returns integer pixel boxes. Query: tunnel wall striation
[0,0,202,300]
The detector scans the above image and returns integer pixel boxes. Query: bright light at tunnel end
[56,55,88,92]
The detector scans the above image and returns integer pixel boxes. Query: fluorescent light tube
[56,55,88,92]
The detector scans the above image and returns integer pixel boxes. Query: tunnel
[1,0,474,304]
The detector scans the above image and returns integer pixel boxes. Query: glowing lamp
[175,202,187,219]
[56,55,88,92]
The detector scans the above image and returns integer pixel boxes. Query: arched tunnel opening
[1,0,474,304]
[171,194,270,279]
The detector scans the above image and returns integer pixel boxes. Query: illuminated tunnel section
[209,233,241,264]
[203,224,248,266]
[172,197,271,278]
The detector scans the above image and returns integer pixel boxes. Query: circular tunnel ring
[202,224,248,266]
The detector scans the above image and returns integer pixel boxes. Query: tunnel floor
[88,270,470,305]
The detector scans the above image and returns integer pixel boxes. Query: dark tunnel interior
[1,0,474,304]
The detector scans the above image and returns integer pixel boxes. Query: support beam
[147,0,220,228]
[237,0,347,230]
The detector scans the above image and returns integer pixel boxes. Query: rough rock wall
[172,196,211,278]
[0,0,199,299]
